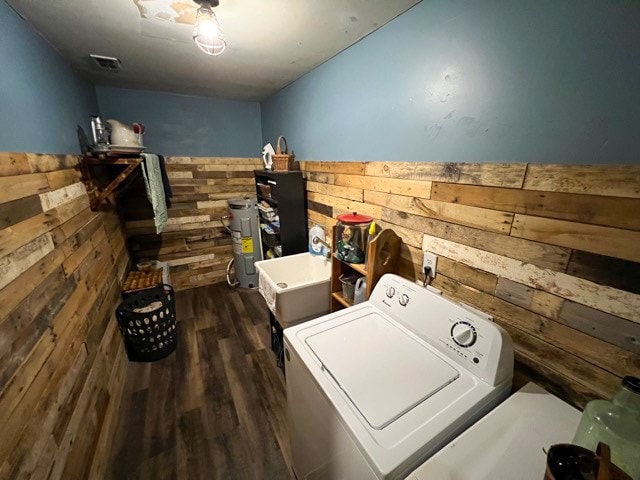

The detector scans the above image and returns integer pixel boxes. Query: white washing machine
[284,274,514,480]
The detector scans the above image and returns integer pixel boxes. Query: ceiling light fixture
[193,0,226,56]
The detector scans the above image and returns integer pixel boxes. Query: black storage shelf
[258,194,278,205]
[254,170,307,258]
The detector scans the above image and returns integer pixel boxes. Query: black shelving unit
[254,170,307,258]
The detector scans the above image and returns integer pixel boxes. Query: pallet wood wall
[300,160,640,408]
[120,156,262,291]
[0,152,130,479]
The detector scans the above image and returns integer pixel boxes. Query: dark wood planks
[567,250,640,295]
[119,157,262,291]
[0,152,130,479]
[106,285,292,479]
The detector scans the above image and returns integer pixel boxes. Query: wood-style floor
[106,283,293,479]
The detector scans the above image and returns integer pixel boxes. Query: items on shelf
[254,170,306,258]
[335,212,374,264]
[271,135,297,171]
[330,227,401,312]
[258,201,279,222]
[79,152,172,214]
[140,153,169,234]
[256,182,272,197]
[122,268,164,296]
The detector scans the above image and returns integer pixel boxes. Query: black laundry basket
[116,284,177,362]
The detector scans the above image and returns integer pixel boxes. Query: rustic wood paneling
[381,208,570,271]
[306,180,363,202]
[26,153,79,173]
[307,199,333,218]
[557,301,640,355]
[495,278,564,320]
[299,159,640,408]
[119,157,262,291]
[422,234,640,324]
[523,165,640,198]
[0,173,49,204]
[39,182,87,212]
[566,250,640,295]
[0,195,89,258]
[0,152,129,478]
[431,182,640,230]
[0,195,43,230]
[335,173,432,197]
[0,152,32,176]
[511,214,640,263]
[299,161,366,175]
[365,162,527,188]
[365,190,514,234]
[307,190,381,219]
[45,168,81,190]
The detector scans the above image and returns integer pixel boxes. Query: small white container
[309,224,326,255]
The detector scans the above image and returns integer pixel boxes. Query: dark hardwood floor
[106,283,293,479]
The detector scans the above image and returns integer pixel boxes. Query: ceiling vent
[90,54,121,72]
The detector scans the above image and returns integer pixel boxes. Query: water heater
[227,196,263,288]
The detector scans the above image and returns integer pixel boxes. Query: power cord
[423,266,434,287]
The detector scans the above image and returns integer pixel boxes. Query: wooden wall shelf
[330,227,401,312]
[79,153,143,210]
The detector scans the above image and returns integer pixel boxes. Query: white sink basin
[256,253,331,328]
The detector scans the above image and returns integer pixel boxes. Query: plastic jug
[353,277,366,304]
[572,376,640,479]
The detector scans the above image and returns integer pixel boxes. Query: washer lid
[305,311,459,430]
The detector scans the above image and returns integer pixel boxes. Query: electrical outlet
[423,251,438,277]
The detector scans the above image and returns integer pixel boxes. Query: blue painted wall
[261,0,640,164]
[0,2,98,154]
[96,87,262,157]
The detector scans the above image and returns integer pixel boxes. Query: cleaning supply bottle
[309,225,325,256]
[353,277,367,304]
[363,221,377,266]
[572,376,640,479]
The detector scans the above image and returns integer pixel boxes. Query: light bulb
[193,6,226,56]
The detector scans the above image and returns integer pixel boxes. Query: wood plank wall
[300,161,640,408]
[0,152,130,479]
[120,157,262,291]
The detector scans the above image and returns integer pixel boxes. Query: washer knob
[386,286,395,298]
[399,294,409,306]
[451,321,477,348]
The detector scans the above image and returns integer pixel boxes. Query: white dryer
[284,274,514,479]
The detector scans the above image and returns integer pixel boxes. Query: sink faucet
[312,236,332,259]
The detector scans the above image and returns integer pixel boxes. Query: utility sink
[255,253,331,328]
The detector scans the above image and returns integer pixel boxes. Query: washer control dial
[386,286,396,298]
[450,321,477,348]
[399,294,409,306]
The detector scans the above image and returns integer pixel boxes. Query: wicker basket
[272,136,296,171]
[122,268,164,296]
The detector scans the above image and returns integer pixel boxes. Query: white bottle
[309,225,325,255]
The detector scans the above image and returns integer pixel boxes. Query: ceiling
[7,0,420,102]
